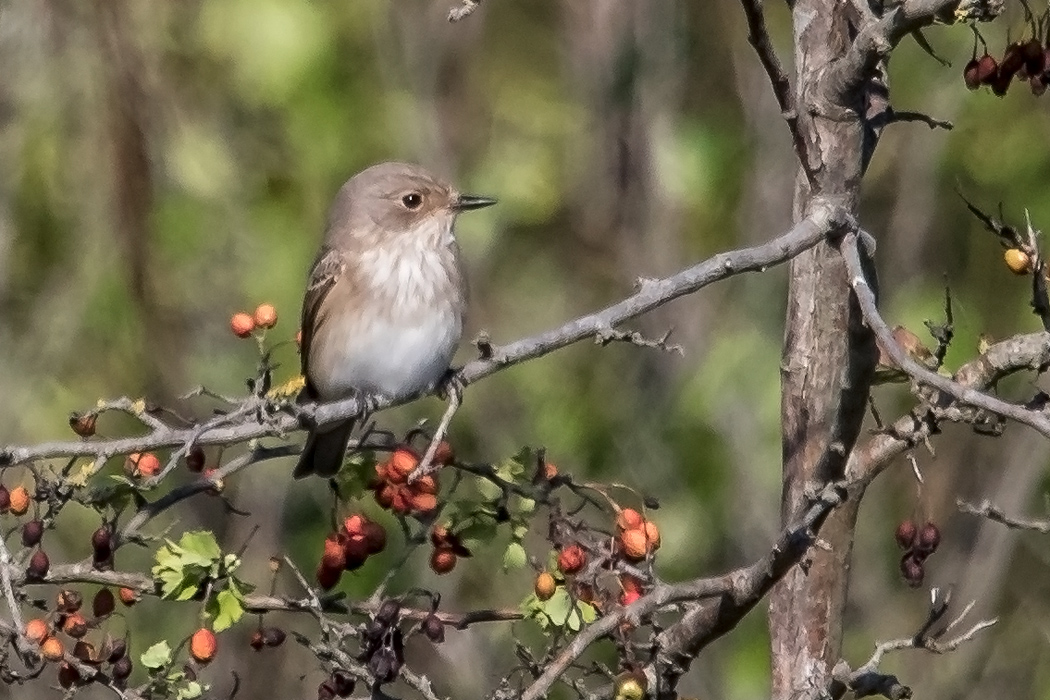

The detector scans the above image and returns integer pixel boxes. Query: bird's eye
[401,193,422,210]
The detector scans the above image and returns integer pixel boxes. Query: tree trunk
[769,1,878,697]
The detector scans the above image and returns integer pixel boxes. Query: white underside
[313,308,460,399]
[309,217,464,400]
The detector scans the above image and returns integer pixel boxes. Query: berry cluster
[230,303,279,338]
[370,446,451,516]
[315,514,388,590]
[614,508,661,562]
[895,519,941,587]
[428,525,472,574]
[965,37,1050,96]
[22,588,132,689]
[354,598,445,692]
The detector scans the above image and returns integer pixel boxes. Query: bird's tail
[293,419,355,479]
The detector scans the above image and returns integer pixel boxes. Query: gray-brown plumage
[294,162,495,478]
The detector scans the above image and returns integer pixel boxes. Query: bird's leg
[410,370,465,482]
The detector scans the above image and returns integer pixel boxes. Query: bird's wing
[299,246,346,398]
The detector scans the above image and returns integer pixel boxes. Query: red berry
[894,519,917,549]
[9,486,30,515]
[24,618,49,644]
[430,548,457,574]
[253,303,278,330]
[27,549,49,580]
[616,508,644,531]
[189,628,217,663]
[917,521,941,554]
[620,528,648,561]
[230,312,255,338]
[557,544,586,575]
[118,587,139,606]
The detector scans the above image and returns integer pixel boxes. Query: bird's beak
[453,194,498,211]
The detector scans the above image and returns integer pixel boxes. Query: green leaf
[456,520,498,549]
[177,681,206,700]
[178,531,222,563]
[140,641,173,670]
[474,475,503,501]
[578,601,598,624]
[542,588,572,626]
[503,542,527,571]
[511,523,530,540]
[516,497,536,515]
[210,587,245,632]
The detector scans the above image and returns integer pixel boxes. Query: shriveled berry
[230,312,255,338]
[316,563,341,591]
[375,599,401,625]
[318,681,337,700]
[189,628,217,663]
[900,553,924,587]
[58,661,80,688]
[894,519,917,549]
[413,474,438,495]
[135,453,161,477]
[249,629,265,651]
[56,589,83,614]
[27,549,50,580]
[429,548,457,574]
[9,486,30,515]
[69,412,97,438]
[62,613,88,639]
[253,303,278,329]
[0,485,10,512]
[72,640,96,662]
[41,636,64,662]
[92,588,115,618]
[118,587,139,606]
[24,618,49,644]
[422,613,445,643]
[186,446,206,473]
[368,646,400,684]
[557,544,586,575]
[22,520,44,547]
[330,669,356,698]
[362,520,386,555]
[107,638,127,663]
[261,626,286,647]
[322,535,347,571]
[533,571,556,600]
[917,521,941,554]
[112,656,132,681]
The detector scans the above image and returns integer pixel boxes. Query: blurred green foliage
[3,1,1050,698]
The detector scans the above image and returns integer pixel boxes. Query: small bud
[330,669,356,698]
[112,656,133,681]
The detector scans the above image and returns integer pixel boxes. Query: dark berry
[21,520,44,548]
[422,613,445,643]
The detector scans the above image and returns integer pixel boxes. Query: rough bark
[770,1,879,697]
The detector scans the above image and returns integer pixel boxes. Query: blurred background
[2,1,1050,698]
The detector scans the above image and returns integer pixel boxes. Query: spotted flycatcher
[293,162,496,478]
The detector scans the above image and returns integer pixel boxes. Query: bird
[293,162,496,478]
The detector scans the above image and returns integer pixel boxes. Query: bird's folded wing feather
[300,246,346,398]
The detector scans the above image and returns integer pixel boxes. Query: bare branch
[958,498,1050,532]
[0,204,847,469]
